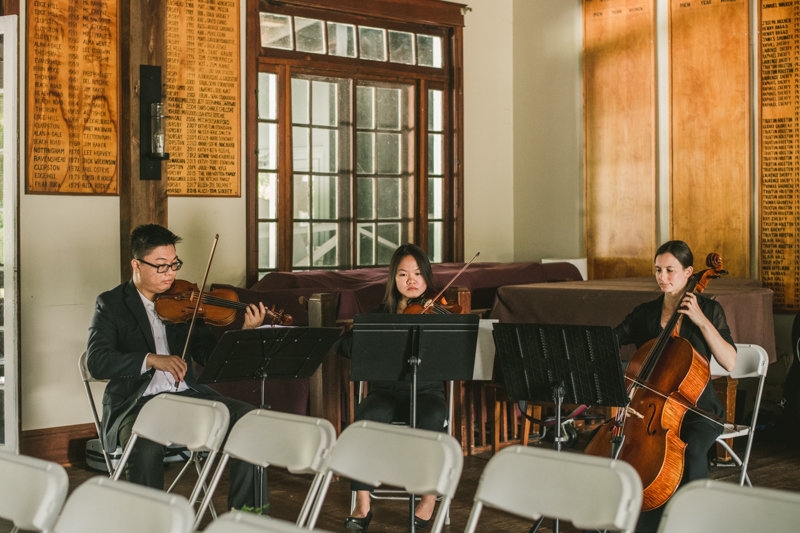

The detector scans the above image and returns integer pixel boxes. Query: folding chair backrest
[329,420,463,497]
[205,511,326,533]
[709,344,768,380]
[54,477,194,533]
[657,479,800,533]
[224,409,336,473]
[467,446,642,533]
[132,393,230,451]
[0,451,68,532]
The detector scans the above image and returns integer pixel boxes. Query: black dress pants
[117,389,262,511]
[350,389,448,492]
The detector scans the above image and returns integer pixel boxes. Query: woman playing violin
[333,243,448,531]
[614,240,737,532]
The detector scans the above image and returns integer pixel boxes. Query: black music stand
[492,323,629,533]
[198,326,341,510]
[351,313,479,533]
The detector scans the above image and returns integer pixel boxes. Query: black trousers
[118,389,262,511]
[634,412,723,532]
[350,389,448,492]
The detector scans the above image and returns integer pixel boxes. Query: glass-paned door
[427,88,444,263]
[0,15,19,451]
[256,72,280,272]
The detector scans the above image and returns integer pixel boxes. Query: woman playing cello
[333,243,449,531]
[614,240,737,531]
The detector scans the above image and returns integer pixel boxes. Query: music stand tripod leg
[255,372,271,510]
[408,344,420,533]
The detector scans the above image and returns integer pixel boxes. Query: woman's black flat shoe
[345,510,373,531]
[413,515,430,530]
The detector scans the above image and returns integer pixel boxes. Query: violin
[155,279,292,327]
[584,253,727,511]
[403,290,462,314]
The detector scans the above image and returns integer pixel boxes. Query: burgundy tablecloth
[490,277,776,363]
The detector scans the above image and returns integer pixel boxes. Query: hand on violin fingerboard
[242,302,268,329]
[146,353,187,383]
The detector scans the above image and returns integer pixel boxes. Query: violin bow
[423,251,480,312]
[175,234,219,389]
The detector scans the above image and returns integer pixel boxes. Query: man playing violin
[87,224,267,511]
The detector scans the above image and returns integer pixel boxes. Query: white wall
[463,0,515,262]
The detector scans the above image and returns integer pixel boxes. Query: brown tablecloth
[490,277,776,363]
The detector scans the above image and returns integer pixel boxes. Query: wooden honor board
[27,0,119,195]
[165,0,241,196]
[583,0,657,280]
[761,1,800,312]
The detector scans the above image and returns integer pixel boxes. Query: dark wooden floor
[2,425,799,533]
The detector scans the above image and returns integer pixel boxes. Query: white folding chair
[307,420,463,533]
[205,511,327,533]
[112,393,229,512]
[709,343,769,486]
[463,445,642,533]
[79,350,121,473]
[0,451,68,533]
[53,477,194,533]
[657,479,800,533]
[195,409,337,530]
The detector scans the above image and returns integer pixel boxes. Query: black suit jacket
[87,280,217,451]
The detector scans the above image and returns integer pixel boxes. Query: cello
[584,252,727,511]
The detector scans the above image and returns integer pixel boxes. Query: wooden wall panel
[670,0,750,277]
[584,0,657,280]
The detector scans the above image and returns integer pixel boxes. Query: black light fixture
[140,65,169,180]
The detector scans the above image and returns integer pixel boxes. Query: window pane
[428,89,443,132]
[294,174,310,219]
[258,222,278,270]
[357,177,374,219]
[292,79,309,125]
[376,178,401,219]
[257,123,277,170]
[293,222,311,267]
[312,81,337,127]
[313,223,338,266]
[357,86,375,129]
[313,175,337,220]
[359,26,387,61]
[293,126,310,172]
[428,133,443,176]
[428,177,443,219]
[260,13,293,50]
[328,22,356,58]
[388,31,415,65]
[312,129,337,173]
[377,223,401,264]
[258,173,278,219]
[376,88,400,130]
[428,222,443,263]
[376,133,400,175]
[417,34,443,68]
[258,73,277,120]
[358,223,375,266]
[295,17,325,54]
[357,132,375,174]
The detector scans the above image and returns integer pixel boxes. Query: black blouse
[613,293,736,418]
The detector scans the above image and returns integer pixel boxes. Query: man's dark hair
[130,224,182,260]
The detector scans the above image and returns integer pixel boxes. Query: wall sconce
[140,65,170,180]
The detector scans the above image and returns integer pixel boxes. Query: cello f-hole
[646,403,657,435]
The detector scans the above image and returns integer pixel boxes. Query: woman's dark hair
[383,243,435,312]
[654,240,693,269]
[130,224,182,259]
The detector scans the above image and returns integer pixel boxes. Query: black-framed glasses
[137,258,183,274]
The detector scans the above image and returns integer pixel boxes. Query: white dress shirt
[138,289,189,395]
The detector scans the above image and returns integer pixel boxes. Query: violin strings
[185,291,282,318]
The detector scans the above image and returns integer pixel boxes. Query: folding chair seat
[463,445,642,533]
[0,450,68,533]
[308,420,463,533]
[53,477,194,533]
[709,343,769,486]
[205,511,327,533]
[657,479,800,533]
[112,393,229,512]
[195,409,337,530]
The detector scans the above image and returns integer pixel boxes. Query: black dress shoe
[413,515,430,530]
[345,510,373,531]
